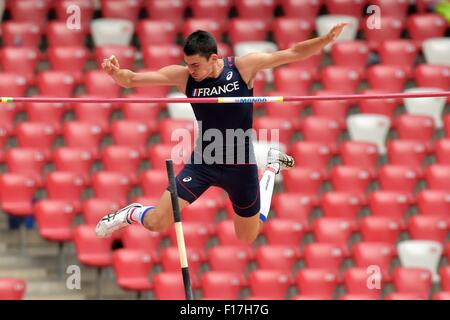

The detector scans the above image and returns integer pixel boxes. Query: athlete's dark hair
[183,30,218,59]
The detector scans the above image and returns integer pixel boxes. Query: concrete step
[25,280,76,295]
[0,267,48,280]
[24,293,87,300]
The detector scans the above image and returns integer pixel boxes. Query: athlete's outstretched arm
[102,55,188,90]
[237,22,348,74]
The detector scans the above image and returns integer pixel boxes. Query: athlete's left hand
[327,22,349,42]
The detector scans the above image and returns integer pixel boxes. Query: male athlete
[96,23,347,244]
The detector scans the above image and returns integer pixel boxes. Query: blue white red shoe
[95,203,143,237]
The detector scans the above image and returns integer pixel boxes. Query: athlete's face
[184,54,218,82]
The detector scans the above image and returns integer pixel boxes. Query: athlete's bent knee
[235,229,258,245]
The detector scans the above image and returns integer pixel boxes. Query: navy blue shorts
[171,161,260,218]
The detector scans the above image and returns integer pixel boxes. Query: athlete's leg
[228,148,295,244]
[96,161,213,237]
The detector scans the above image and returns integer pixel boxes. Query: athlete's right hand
[102,55,120,76]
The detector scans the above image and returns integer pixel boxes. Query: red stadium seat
[440,266,450,291]
[1,22,41,47]
[320,66,361,93]
[47,46,88,83]
[303,243,346,275]
[16,122,56,159]
[84,70,121,97]
[46,21,87,47]
[182,19,226,41]
[9,0,50,28]
[321,192,363,219]
[102,146,141,185]
[432,291,450,300]
[5,148,46,185]
[339,141,379,176]
[416,190,450,216]
[25,102,65,133]
[45,172,85,210]
[228,18,269,44]
[63,122,103,159]
[407,215,448,243]
[330,41,369,79]
[0,173,37,216]
[253,117,295,146]
[112,249,153,292]
[207,245,253,273]
[261,100,303,129]
[160,246,204,277]
[272,18,314,49]
[362,16,404,50]
[152,272,192,300]
[338,294,381,300]
[0,47,39,83]
[111,120,151,157]
[0,74,28,100]
[158,119,196,145]
[300,116,342,153]
[216,220,248,246]
[0,105,16,137]
[35,200,76,242]
[191,0,233,21]
[0,128,7,162]
[312,217,355,250]
[360,216,403,244]
[370,0,409,21]
[330,166,371,198]
[282,168,325,199]
[289,52,322,79]
[352,242,396,280]
[357,89,400,121]
[378,40,418,78]
[446,115,450,138]
[73,100,112,134]
[0,278,26,300]
[121,224,161,255]
[54,0,94,31]
[387,140,427,174]
[248,270,292,299]
[395,115,435,147]
[73,225,113,267]
[271,193,314,223]
[94,46,136,70]
[368,191,410,219]
[200,271,245,300]
[296,268,338,299]
[142,44,183,71]
[311,95,350,129]
[425,165,450,191]
[100,0,140,22]
[289,142,332,175]
[343,268,383,298]
[324,0,366,17]
[144,0,187,25]
[137,20,177,46]
[367,65,407,92]
[273,67,313,94]
[36,71,76,97]
[81,198,119,226]
[181,197,220,226]
[255,245,299,273]
[52,147,94,184]
[414,64,450,91]
[379,165,419,194]
[91,172,132,206]
[279,0,322,22]
[235,0,276,20]
[407,14,447,46]
[384,292,426,300]
[167,222,211,251]
[392,268,432,298]
[122,101,162,131]
[378,165,419,194]
[140,169,169,198]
